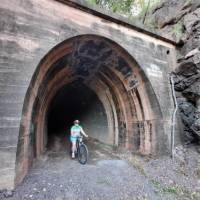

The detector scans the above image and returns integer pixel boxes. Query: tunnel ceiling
[47,38,139,89]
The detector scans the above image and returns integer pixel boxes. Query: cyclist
[70,120,88,158]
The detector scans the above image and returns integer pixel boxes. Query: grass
[150,179,199,200]
[127,153,199,200]
[151,179,179,195]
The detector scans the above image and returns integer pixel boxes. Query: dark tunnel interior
[47,81,108,150]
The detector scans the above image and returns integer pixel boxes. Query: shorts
[70,136,78,142]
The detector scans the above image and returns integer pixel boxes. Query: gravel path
[7,155,158,200]
[1,140,199,200]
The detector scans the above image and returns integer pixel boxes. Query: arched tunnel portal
[15,35,164,185]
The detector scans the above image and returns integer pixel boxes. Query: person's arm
[80,127,88,137]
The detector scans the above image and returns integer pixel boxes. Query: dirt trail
[1,139,199,200]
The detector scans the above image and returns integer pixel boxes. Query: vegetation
[171,22,185,41]
[150,179,198,200]
[126,153,198,200]
[86,0,161,23]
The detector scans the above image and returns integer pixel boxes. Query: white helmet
[74,120,80,124]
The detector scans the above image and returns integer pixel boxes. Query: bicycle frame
[76,136,83,151]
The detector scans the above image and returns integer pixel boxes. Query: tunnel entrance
[47,81,108,151]
[16,35,165,186]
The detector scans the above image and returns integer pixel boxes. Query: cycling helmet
[74,120,80,124]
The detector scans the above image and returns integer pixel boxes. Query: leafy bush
[86,0,161,19]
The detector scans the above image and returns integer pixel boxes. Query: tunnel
[47,81,108,150]
[15,35,165,185]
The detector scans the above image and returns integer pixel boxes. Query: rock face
[150,0,200,145]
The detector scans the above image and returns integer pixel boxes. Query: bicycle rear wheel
[78,144,88,165]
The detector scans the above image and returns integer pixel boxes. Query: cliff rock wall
[150,0,200,147]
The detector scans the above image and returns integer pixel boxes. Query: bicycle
[76,136,88,165]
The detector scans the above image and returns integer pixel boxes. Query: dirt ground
[0,138,199,200]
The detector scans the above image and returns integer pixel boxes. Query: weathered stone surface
[178,98,196,126]
[150,0,200,145]
[183,80,200,99]
[0,0,176,190]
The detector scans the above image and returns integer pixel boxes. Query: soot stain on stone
[75,57,97,76]
[116,57,132,76]
[78,40,107,57]
[100,50,113,61]
[57,39,133,78]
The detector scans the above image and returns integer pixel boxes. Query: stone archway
[15,34,164,186]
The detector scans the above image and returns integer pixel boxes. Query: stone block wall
[0,0,177,189]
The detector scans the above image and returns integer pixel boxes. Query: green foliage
[86,0,161,24]
[87,0,134,16]
[172,22,184,41]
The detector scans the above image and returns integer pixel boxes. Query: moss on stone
[171,22,185,41]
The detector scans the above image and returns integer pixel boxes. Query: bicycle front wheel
[78,144,88,165]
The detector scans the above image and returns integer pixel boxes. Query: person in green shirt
[70,120,88,158]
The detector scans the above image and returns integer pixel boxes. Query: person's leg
[71,140,76,158]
